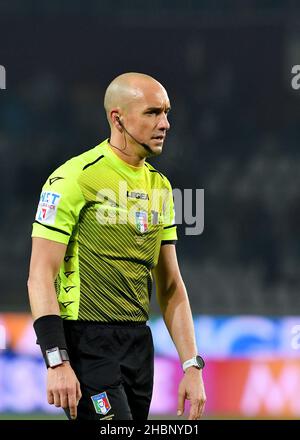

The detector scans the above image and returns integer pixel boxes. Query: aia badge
[91,391,111,415]
[135,211,148,233]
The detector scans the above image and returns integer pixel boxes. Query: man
[27,72,206,420]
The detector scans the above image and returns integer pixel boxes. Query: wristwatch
[182,355,205,372]
[45,347,69,368]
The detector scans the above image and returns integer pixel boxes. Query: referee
[27,72,206,420]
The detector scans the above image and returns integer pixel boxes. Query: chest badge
[135,211,148,233]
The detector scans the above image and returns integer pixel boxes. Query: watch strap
[45,347,69,368]
[60,349,69,362]
[182,355,204,372]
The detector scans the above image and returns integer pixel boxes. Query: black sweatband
[33,314,68,363]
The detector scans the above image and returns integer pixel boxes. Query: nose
[158,112,170,131]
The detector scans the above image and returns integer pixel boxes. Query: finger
[199,399,206,418]
[47,390,54,405]
[177,389,185,417]
[53,391,61,408]
[76,381,82,405]
[60,391,68,409]
[188,400,200,420]
[68,391,77,420]
[193,398,206,420]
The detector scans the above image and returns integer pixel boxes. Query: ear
[111,111,123,132]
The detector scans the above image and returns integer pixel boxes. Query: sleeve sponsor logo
[35,191,61,225]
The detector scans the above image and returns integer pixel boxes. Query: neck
[109,133,146,168]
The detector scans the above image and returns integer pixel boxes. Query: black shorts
[63,321,154,420]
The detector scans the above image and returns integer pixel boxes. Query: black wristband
[33,315,68,365]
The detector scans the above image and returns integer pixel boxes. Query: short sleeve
[32,168,85,245]
[161,178,177,244]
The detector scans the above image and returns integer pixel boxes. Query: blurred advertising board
[1,314,300,417]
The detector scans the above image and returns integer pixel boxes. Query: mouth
[152,135,165,141]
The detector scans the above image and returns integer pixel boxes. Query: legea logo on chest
[95,181,171,229]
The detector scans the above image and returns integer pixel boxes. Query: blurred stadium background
[1,0,300,419]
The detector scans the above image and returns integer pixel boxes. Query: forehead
[130,82,170,110]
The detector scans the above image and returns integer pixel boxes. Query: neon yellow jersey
[32,139,177,322]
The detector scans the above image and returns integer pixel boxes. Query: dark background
[1,1,300,314]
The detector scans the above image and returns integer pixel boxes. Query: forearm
[27,273,60,320]
[28,238,67,320]
[28,273,80,420]
[158,279,198,364]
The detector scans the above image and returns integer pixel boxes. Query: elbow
[27,275,37,300]
[27,275,32,292]
[157,279,181,303]
[27,272,43,296]
[157,279,187,307]
[27,266,56,290]
[164,278,185,299]
[27,271,38,291]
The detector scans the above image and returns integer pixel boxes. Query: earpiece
[115,115,124,134]
[113,115,151,153]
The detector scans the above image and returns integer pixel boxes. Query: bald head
[104,72,171,160]
[104,72,168,125]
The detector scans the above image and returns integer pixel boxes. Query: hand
[177,367,206,420]
[47,361,82,419]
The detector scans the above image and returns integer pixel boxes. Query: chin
[150,142,164,156]
[153,145,163,154]
[146,147,162,158]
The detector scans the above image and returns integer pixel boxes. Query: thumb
[177,388,185,416]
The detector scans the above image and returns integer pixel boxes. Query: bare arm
[28,237,67,319]
[153,244,197,362]
[153,244,206,419]
[27,237,81,419]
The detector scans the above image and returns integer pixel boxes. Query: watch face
[46,347,63,367]
[196,355,205,369]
